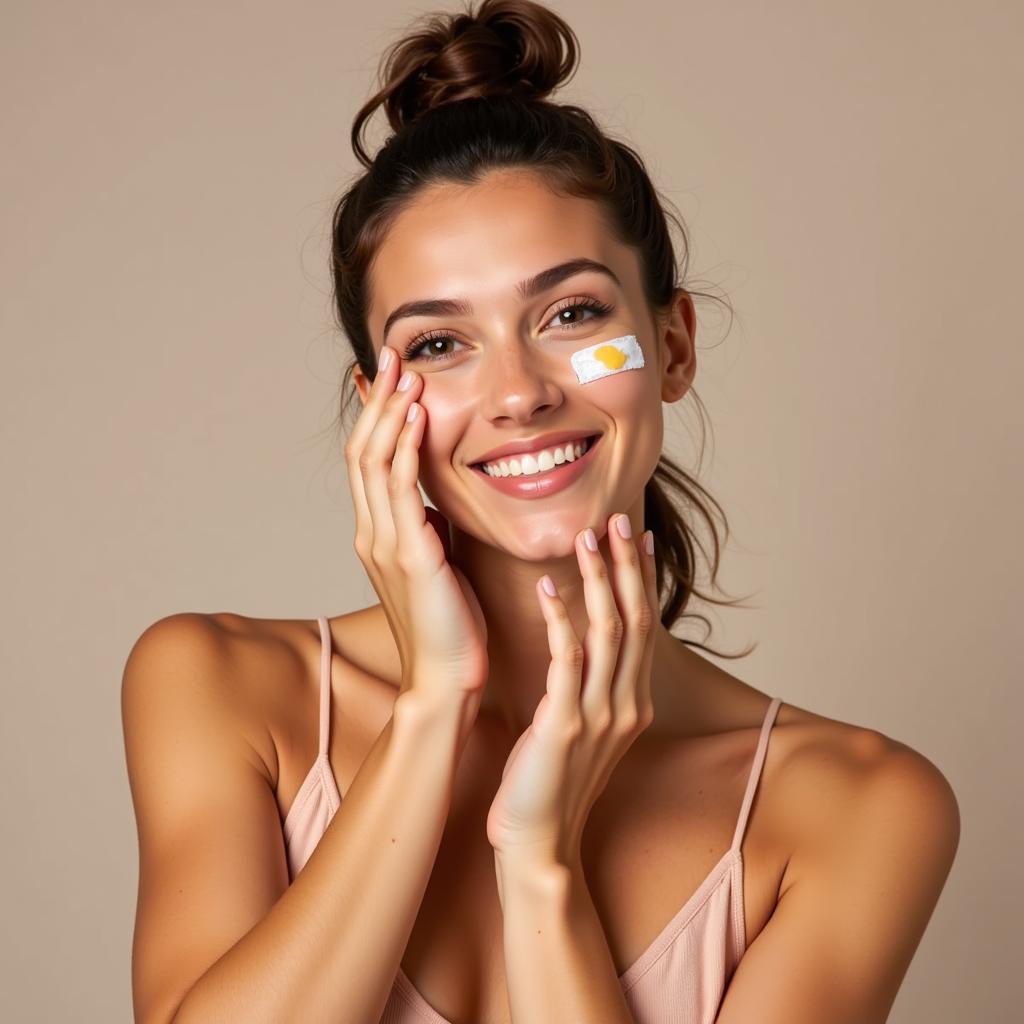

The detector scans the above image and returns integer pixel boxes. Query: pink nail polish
[379,347,393,373]
[583,528,598,552]
[615,515,632,539]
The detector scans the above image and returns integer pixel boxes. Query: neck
[449,503,670,739]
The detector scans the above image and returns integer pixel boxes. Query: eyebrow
[381,257,622,343]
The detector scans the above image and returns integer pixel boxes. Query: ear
[353,364,373,408]
[657,288,697,403]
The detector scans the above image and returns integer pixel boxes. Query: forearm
[496,855,635,1024]
[173,689,467,1024]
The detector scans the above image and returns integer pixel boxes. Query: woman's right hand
[345,346,489,708]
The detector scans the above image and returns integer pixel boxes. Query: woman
[122,2,960,1022]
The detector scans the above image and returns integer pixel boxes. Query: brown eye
[401,332,464,363]
[545,298,614,330]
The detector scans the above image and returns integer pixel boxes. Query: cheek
[412,388,466,472]
[569,333,658,416]
[576,356,663,466]
[573,352,653,414]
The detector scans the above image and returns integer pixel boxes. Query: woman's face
[360,168,693,561]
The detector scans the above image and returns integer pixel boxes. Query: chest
[393,737,786,1024]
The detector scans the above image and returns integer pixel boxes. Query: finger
[347,345,399,450]
[345,346,400,545]
[605,513,654,723]
[636,529,660,716]
[535,574,584,726]
[387,400,446,574]
[574,525,622,724]
[360,367,422,557]
[389,401,450,573]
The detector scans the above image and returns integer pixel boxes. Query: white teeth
[481,437,594,478]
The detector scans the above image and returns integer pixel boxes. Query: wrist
[393,684,478,738]
[494,854,576,912]
[492,835,583,874]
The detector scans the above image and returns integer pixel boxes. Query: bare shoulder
[766,700,961,896]
[712,697,961,1022]
[122,611,316,789]
[123,606,402,794]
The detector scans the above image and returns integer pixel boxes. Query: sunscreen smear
[570,334,645,384]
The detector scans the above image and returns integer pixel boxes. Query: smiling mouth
[471,433,603,478]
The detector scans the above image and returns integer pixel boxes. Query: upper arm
[716,737,961,1024]
[121,613,290,1024]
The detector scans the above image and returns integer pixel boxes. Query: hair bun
[370,0,579,135]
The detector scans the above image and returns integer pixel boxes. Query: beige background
[2,1,1020,1020]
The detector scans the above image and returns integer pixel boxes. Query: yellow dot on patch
[593,344,627,370]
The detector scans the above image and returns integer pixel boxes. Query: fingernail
[379,347,393,373]
[615,515,632,539]
[541,575,557,597]
[398,370,415,391]
[643,530,654,555]
[583,528,598,552]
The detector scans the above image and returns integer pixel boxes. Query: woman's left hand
[485,513,659,867]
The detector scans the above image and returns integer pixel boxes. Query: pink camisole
[282,616,783,1023]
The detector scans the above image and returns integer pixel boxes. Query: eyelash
[399,296,615,364]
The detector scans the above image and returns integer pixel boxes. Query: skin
[353,166,698,744]
[335,166,959,1022]
[122,170,959,1024]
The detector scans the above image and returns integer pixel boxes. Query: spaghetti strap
[730,696,783,853]
[315,616,333,758]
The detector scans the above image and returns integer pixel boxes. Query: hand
[485,513,659,865]
[346,347,489,711]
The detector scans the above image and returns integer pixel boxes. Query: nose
[479,341,564,424]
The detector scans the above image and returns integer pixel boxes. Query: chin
[489,517,602,560]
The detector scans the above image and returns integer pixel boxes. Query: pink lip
[471,434,603,500]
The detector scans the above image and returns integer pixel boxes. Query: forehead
[367,170,625,334]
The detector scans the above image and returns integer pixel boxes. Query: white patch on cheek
[570,334,645,384]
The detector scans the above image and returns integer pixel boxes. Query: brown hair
[329,0,755,659]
